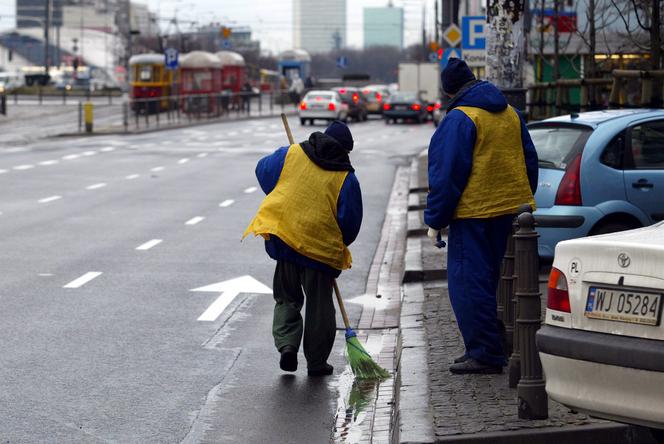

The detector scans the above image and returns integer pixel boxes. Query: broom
[280,113,390,380]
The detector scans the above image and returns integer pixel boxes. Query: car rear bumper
[299,110,341,120]
[534,206,603,259]
[384,110,421,119]
[537,325,664,428]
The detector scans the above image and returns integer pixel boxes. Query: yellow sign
[221,27,232,39]
[443,24,462,47]
[429,41,439,51]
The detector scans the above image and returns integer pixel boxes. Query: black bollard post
[507,215,521,389]
[497,224,516,355]
[514,212,548,419]
[1,94,6,115]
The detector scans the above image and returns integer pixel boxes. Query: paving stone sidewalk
[395,152,657,444]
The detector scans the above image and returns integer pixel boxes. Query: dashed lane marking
[100,147,115,152]
[63,272,103,289]
[39,160,59,166]
[244,187,257,194]
[151,166,165,172]
[82,151,97,156]
[13,164,34,170]
[186,216,205,225]
[38,195,62,203]
[197,153,208,158]
[63,154,80,160]
[178,158,190,164]
[219,199,234,207]
[136,239,163,251]
[0,169,8,174]
[86,183,107,190]
[125,174,140,180]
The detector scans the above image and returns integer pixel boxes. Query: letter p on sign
[461,16,486,50]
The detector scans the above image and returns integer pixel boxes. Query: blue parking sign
[461,16,486,50]
[164,48,179,70]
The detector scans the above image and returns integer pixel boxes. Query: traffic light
[437,48,443,60]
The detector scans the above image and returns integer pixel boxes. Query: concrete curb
[53,110,298,138]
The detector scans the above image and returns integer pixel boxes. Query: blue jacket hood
[447,80,508,113]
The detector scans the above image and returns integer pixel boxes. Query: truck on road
[398,63,440,120]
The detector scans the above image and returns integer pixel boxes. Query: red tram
[179,51,222,114]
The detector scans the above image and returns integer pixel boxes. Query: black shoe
[279,345,298,372]
[449,358,502,375]
[307,363,334,376]
[453,353,469,364]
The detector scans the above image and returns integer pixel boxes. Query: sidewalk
[391,152,657,444]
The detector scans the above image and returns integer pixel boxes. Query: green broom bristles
[345,328,390,380]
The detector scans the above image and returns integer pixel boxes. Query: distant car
[0,72,23,93]
[332,87,368,122]
[432,100,444,126]
[299,90,348,125]
[382,92,428,124]
[530,109,664,261]
[537,222,664,440]
[362,85,390,115]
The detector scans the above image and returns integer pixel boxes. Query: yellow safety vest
[243,144,352,270]
[453,105,536,219]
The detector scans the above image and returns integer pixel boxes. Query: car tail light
[328,102,336,111]
[300,101,307,110]
[363,89,370,95]
[434,102,441,109]
[547,267,571,313]
[339,88,346,94]
[383,103,391,111]
[376,92,382,102]
[411,103,421,111]
[426,105,433,112]
[555,154,582,206]
[352,93,359,103]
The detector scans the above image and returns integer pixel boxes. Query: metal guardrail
[8,88,121,106]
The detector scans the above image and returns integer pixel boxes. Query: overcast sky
[0,0,434,53]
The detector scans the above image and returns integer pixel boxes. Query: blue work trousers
[447,215,513,367]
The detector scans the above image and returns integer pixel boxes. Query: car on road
[299,90,348,125]
[537,222,664,440]
[530,109,664,261]
[382,92,428,124]
[332,87,368,122]
[362,85,390,115]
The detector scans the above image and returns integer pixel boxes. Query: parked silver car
[299,90,348,125]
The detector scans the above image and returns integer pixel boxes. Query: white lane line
[185,216,205,225]
[63,271,103,289]
[5,147,27,153]
[151,166,164,172]
[136,239,162,250]
[197,153,208,158]
[0,169,8,174]
[63,154,80,160]
[38,195,62,203]
[241,129,251,134]
[228,131,239,136]
[219,199,235,207]
[125,174,140,180]
[39,160,59,166]
[244,187,258,194]
[13,164,34,170]
[82,151,97,156]
[86,183,107,190]
[178,158,190,164]
[100,147,115,152]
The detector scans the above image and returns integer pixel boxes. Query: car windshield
[306,93,333,101]
[529,125,592,169]
[391,93,417,102]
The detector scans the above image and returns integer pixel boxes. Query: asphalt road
[0,116,433,443]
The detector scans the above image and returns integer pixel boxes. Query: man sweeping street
[244,120,363,376]
[425,58,538,375]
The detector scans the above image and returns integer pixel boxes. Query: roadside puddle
[333,369,380,443]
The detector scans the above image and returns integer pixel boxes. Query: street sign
[222,39,232,49]
[164,47,179,70]
[428,52,439,63]
[462,49,485,67]
[336,56,348,69]
[442,24,462,47]
[440,48,462,70]
[461,16,486,50]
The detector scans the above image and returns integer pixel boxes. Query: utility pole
[435,0,440,45]
[486,0,527,111]
[43,0,51,76]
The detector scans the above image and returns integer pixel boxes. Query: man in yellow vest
[425,59,538,374]
[244,121,363,376]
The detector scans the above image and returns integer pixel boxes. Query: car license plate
[585,286,662,326]
[395,105,407,110]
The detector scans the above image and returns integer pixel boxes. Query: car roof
[305,90,335,95]
[538,109,664,129]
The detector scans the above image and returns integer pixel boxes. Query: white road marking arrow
[191,275,272,322]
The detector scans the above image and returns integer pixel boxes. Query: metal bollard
[258,92,262,115]
[84,101,94,133]
[123,101,129,133]
[497,224,516,355]
[1,94,6,115]
[508,215,521,389]
[78,101,83,132]
[514,212,548,419]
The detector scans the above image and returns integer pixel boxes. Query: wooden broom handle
[281,113,295,145]
[280,114,350,329]
[333,280,351,329]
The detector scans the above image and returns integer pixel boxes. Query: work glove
[427,227,447,249]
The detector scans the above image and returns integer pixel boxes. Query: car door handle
[632,179,654,189]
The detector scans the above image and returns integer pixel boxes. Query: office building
[363,5,404,48]
[293,0,346,53]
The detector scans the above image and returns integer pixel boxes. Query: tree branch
[630,0,651,31]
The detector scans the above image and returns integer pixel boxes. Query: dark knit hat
[441,58,476,94]
[324,120,354,152]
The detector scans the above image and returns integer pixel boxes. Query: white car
[537,221,664,437]
[299,90,348,125]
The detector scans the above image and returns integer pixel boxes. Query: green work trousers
[272,261,336,370]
